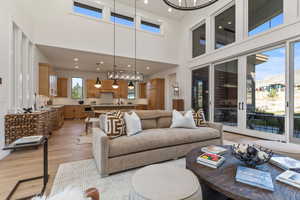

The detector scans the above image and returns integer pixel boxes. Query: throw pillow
[170,110,197,129]
[192,109,207,127]
[105,111,126,138]
[124,112,142,136]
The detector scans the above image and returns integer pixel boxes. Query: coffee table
[186,145,300,200]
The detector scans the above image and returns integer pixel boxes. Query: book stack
[201,145,228,155]
[270,157,300,171]
[235,166,274,191]
[276,170,300,189]
[197,153,225,168]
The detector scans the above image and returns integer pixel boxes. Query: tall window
[10,23,34,112]
[71,78,83,99]
[248,0,283,36]
[215,5,236,49]
[141,20,160,33]
[128,83,136,100]
[192,23,206,58]
[192,66,209,120]
[111,12,134,27]
[293,42,300,139]
[73,1,103,19]
[246,47,286,135]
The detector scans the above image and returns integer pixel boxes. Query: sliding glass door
[192,66,210,120]
[246,47,286,136]
[214,60,239,127]
[292,42,300,142]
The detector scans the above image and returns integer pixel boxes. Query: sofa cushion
[141,119,157,130]
[157,117,172,128]
[108,127,220,157]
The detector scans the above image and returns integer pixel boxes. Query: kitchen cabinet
[63,105,86,119]
[147,78,165,110]
[57,78,68,97]
[139,82,147,98]
[173,99,184,111]
[39,63,57,97]
[116,80,128,99]
[86,80,99,98]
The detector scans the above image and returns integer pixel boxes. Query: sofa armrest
[92,127,109,177]
[207,122,223,145]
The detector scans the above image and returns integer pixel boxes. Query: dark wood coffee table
[186,145,300,200]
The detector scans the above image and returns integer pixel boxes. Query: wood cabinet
[39,63,51,96]
[86,80,128,99]
[173,99,184,111]
[63,105,86,119]
[139,82,147,98]
[147,78,165,110]
[57,78,68,97]
[86,80,99,98]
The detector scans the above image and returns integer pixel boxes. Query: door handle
[242,102,244,110]
[238,102,241,110]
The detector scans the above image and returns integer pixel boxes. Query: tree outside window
[71,78,83,99]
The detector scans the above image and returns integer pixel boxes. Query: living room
[1,0,300,199]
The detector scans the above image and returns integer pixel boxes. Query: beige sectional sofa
[92,110,223,177]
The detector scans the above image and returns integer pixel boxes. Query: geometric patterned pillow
[192,109,207,127]
[106,110,126,139]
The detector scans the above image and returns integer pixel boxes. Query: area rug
[50,158,186,199]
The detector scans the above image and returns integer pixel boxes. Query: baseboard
[0,150,10,160]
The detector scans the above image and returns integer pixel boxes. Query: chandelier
[107,70,144,81]
[162,0,219,11]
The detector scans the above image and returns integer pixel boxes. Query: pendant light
[94,63,102,88]
[128,0,137,90]
[112,0,119,89]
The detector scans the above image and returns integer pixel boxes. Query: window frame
[191,22,207,58]
[246,0,284,38]
[110,12,135,27]
[211,1,236,51]
[73,1,103,19]
[71,77,84,99]
[140,20,161,33]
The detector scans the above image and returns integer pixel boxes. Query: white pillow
[170,110,197,129]
[124,112,142,136]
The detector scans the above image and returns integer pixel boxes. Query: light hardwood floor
[0,120,255,199]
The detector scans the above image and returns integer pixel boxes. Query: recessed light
[146,66,150,70]
[74,58,79,62]
[95,0,101,4]
[228,21,232,25]
[75,66,79,69]
[168,8,172,12]
[218,25,223,29]
[128,64,131,68]
[100,61,104,65]
[144,0,148,4]
[96,67,100,71]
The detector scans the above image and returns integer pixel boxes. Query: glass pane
[192,24,206,58]
[71,78,83,99]
[141,21,160,33]
[111,13,134,27]
[248,0,283,36]
[73,3,102,19]
[215,5,235,49]
[246,47,285,135]
[214,60,238,126]
[128,82,136,100]
[294,42,300,139]
[192,66,209,120]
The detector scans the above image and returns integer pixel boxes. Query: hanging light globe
[128,81,135,90]
[112,80,119,89]
[162,0,219,11]
[94,77,102,88]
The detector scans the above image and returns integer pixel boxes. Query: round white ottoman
[129,164,202,200]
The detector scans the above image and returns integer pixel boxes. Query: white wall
[0,0,37,159]
[32,0,180,65]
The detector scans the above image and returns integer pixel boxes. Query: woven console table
[5,111,53,145]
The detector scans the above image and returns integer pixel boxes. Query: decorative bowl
[231,144,273,168]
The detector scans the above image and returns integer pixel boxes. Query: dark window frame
[111,12,134,22]
[73,1,103,14]
[141,20,160,29]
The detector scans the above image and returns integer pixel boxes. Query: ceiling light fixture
[100,61,104,65]
[95,63,102,88]
[128,81,135,90]
[144,0,148,4]
[162,0,218,11]
[74,58,79,62]
[146,66,150,70]
[75,66,79,69]
[111,0,119,89]
[128,64,131,67]
[168,7,172,12]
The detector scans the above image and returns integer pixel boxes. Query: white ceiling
[116,0,186,20]
[37,45,177,76]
